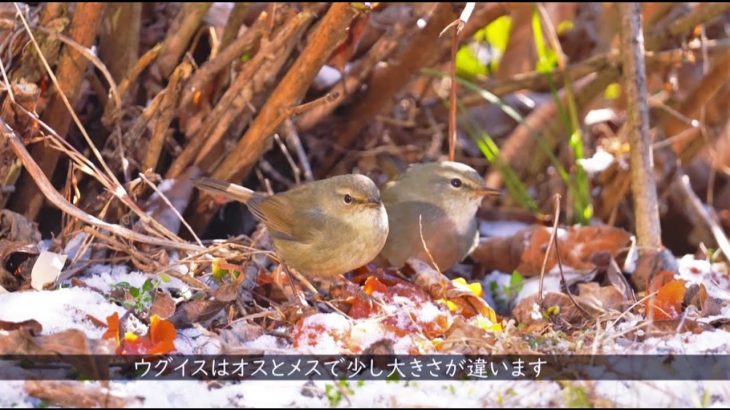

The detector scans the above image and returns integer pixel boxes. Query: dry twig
[155,2,212,78]
[190,3,361,231]
[620,2,662,252]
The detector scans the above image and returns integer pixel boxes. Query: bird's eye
[343,194,353,204]
[450,178,462,188]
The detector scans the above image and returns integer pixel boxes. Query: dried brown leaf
[25,381,126,408]
[218,321,266,353]
[573,282,628,315]
[149,291,177,320]
[170,299,227,328]
[438,317,494,354]
[472,225,632,277]
[0,319,42,335]
[0,209,41,243]
[513,291,585,327]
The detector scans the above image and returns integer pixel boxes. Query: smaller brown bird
[377,161,500,271]
[194,174,389,279]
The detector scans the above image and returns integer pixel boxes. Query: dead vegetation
[1,3,730,404]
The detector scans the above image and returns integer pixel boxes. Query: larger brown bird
[195,174,389,278]
[377,161,500,271]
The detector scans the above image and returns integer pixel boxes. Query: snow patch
[479,220,530,237]
[0,288,124,338]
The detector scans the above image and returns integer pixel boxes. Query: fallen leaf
[471,225,631,277]
[0,209,41,242]
[513,292,585,327]
[631,248,679,292]
[604,255,636,303]
[681,282,723,317]
[363,276,388,296]
[639,319,713,337]
[361,338,395,355]
[213,281,240,303]
[346,292,375,320]
[119,315,177,355]
[218,321,265,353]
[645,278,687,321]
[409,258,499,327]
[149,290,177,319]
[437,317,494,354]
[170,298,227,328]
[0,319,42,335]
[25,381,126,408]
[104,312,178,355]
[147,315,177,354]
[709,318,730,331]
[102,312,121,346]
[573,282,628,315]
[37,328,95,355]
[0,327,115,357]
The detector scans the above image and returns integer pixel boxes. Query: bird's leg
[351,264,411,288]
[281,264,310,307]
[283,265,329,306]
[329,273,371,305]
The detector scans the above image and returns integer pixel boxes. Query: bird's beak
[475,186,502,197]
[363,197,383,208]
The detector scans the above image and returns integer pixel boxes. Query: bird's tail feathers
[193,177,254,203]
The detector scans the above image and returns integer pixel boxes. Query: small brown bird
[195,174,389,278]
[377,161,500,271]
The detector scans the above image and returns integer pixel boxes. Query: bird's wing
[247,194,322,244]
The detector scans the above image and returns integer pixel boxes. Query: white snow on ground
[82,264,193,297]
[0,287,125,338]
[2,378,730,407]
[479,220,530,237]
[2,252,730,407]
[676,254,730,300]
[175,327,223,354]
[0,381,33,408]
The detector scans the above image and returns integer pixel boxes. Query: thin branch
[167,9,314,178]
[445,19,462,162]
[670,171,730,263]
[321,3,457,173]
[273,133,300,185]
[282,119,313,182]
[36,26,122,112]
[295,16,413,132]
[548,194,593,319]
[179,16,264,109]
[220,3,250,50]
[187,4,361,233]
[12,3,109,219]
[143,62,193,172]
[102,44,162,126]
[620,2,662,251]
[645,3,730,50]
[138,173,204,248]
[211,4,360,182]
[664,49,730,156]
[155,2,212,78]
